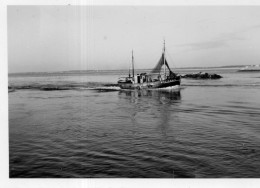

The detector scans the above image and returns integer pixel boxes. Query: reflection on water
[118,90,181,138]
[119,89,181,101]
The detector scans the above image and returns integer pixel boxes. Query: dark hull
[118,79,180,90]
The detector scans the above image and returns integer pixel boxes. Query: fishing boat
[118,40,181,90]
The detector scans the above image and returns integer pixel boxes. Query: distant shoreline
[8,64,251,75]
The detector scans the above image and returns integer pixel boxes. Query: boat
[238,65,260,72]
[117,40,181,90]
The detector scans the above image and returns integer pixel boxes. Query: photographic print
[8,5,260,179]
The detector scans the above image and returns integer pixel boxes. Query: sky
[7,5,260,73]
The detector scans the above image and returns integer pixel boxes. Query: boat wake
[8,82,183,92]
[89,86,121,91]
[8,82,120,92]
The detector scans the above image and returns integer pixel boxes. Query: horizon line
[8,64,252,74]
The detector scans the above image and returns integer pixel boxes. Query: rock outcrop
[181,72,222,79]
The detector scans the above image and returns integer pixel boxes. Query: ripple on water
[9,78,260,177]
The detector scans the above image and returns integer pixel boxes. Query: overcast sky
[7,6,260,73]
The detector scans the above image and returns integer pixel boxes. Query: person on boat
[158,74,161,81]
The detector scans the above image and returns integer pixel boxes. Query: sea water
[8,68,260,178]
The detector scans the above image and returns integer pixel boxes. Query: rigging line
[165,48,176,69]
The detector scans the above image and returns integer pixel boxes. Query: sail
[150,54,174,75]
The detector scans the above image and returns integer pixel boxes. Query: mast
[128,65,131,78]
[163,39,166,77]
[132,50,134,81]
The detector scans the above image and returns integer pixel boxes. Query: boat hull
[118,80,180,90]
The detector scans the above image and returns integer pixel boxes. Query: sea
[8,67,260,178]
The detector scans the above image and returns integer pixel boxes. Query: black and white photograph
[3,1,260,187]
